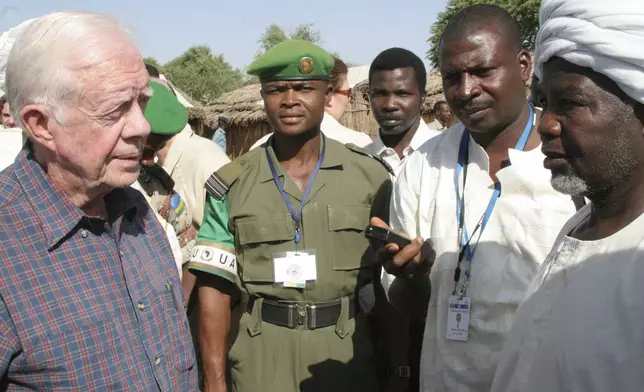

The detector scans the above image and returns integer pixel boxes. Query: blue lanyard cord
[453,104,535,291]
[265,134,326,246]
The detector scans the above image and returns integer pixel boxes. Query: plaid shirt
[0,148,198,391]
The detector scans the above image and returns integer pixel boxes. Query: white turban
[535,0,644,104]
[0,18,36,97]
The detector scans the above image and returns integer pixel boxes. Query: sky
[1,0,448,72]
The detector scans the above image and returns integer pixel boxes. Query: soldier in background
[136,80,190,275]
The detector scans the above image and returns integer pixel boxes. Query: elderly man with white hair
[491,0,644,391]
[0,11,198,390]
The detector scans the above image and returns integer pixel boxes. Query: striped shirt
[0,147,198,391]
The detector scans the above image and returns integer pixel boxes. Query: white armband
[189,245,237,283]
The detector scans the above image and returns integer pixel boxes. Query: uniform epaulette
[345,143,394,176]
[205,160,248,200]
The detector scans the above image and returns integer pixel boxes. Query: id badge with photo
[273,249,317,289]
[446,296,471,341]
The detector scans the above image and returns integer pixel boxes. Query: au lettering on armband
[190,245,237,283]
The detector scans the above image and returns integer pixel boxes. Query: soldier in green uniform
[188,40,392,392]
[136,81,193,267]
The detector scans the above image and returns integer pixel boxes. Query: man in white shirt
[365,48,441,173]
[492,1,644,391]
[427,101,452,131]
[250,57,372,150]
[371,5,578,391]
[364,47,440,392]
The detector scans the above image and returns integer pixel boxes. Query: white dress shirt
[368,119,441,292]
[492,204,644,392]
[249,113,372,150]
[365,119,440,174]
[390,124,577,392]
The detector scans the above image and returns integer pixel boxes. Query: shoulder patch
[205,161,247,200]
[345,143,394,176]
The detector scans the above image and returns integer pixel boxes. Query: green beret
[144,81,188,136]
[247,40,334,82]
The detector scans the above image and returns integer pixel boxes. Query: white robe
[492,204,644,392]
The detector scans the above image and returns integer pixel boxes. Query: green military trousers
[228,297,378,392]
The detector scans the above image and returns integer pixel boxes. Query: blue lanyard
[455,104,535,269]
[265,134,326,248]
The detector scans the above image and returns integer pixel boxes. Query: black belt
[247,295,358,330]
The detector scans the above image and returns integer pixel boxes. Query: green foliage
[291,23,322,43]
[162,46,243,105]
[257,24,289,57]
[254,24,358,66]
[143,57,163,72]
[256,23,323,58]
[426,0,541,69]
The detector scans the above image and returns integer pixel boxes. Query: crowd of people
[1,0,644,391]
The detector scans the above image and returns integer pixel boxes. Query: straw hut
[188,82,269,158]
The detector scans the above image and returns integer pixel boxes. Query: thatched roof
[188,82,264,129]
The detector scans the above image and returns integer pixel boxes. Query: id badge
[446,296,470,341]
[273,249,317,289]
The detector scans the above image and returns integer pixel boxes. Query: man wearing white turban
[492,0,644,391]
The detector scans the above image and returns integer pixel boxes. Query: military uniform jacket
[189,136,391,302]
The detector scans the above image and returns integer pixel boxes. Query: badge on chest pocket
[272,250,317,289]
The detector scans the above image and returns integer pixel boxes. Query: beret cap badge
[298,57,314,74]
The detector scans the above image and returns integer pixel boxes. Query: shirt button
[137,302,145,311]
[80,230,88,238]
[119,251,124,257]
[154,356,161,366]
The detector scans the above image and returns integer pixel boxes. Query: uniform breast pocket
[236,213,295,283]
[328,204,371,271]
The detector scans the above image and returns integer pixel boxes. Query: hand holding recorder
[366,217,435,278]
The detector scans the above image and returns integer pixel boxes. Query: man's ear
[518,49,532,83]
[21,104,57,150]
[325,83,333,107]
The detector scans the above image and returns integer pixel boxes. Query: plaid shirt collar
[14,145,139,249]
